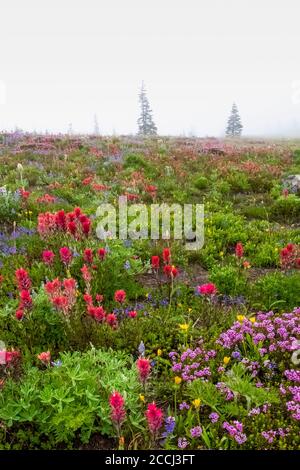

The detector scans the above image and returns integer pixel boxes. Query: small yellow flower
[223,356,231,365]
[139,394,145,402]
[174,376,182,385]
[237,315,245,322]
[157,349,162,357]
[179,323,189,332]
[188,308,192,313]
[249,317,256,324]
[219,251,224,257]
[28,210,33,215]
[192,398,201,409]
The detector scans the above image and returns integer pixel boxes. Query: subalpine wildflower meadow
[0,133,299,450]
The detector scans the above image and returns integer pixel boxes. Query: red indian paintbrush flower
[151,255,160,269]
[45,278,61,298]
[20,188,30,200]
[98,247,106,260]
[42,250,55,265]
[59,247,72,266]
[15,309,24,320]
[63,278,76,291]
[136,357,151,384]
[81,264,92,283]
[163,265,178,277]
[19,289,32,310]
[55,210,66,230]
[81,219,91,236]
[109,391,126,431]
[197,283,217,295]
[67,221,76,235]
[106,313,118,328]
[235,242,244,258]
[145,403,163,435]
[37,351,51,364]
[114,290,126,303]
[162,248,171,263]
[280,243,300,270]
[83,293,93,305]
[128,310,137,318]
[96,294,104,303]
[5,350,21,364]
[15,268,31,290]
[83,248,93,264]
[92,306,106,322]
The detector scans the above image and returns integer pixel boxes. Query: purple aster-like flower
[209,412,219,423]
[178,437,189,449]
[190,426,202,438]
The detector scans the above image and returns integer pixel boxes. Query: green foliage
[0,187,21,225]
[210,265,247,296]
[0,349,143,448]
[270,195,300,223]
[193,176,208,190]
[250,271,300,311]
[222,363,279,409]
[124,153,149,170]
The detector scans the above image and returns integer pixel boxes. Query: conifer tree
[137,82,157,136]
[225,102,243,137]
[93,114,100,135]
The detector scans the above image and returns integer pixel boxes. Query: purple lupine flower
[161,416,176,439]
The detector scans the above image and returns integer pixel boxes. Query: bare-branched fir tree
[137,82,157,136]
[93,114,100,135]
[225,102,243,137]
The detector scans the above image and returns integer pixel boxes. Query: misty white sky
[1,0,300,136]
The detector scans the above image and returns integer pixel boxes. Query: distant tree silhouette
[137,82,157,136]
[225,102,243,137]
[93,114,100,135]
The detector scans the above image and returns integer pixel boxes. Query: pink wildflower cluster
[261,427,290,444]
[216,382,235,401]
[44,278,77,316]
[37,207,92,239]
[217,308,300,355]
[37,193,56,204]
[282,370,300,420]
[223,421,247,444]
[169,341,216,383]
